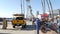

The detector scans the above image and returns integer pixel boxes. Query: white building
[49,9,60,18]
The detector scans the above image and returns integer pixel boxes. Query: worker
[57,16,60,34]
[2,18,7,29]
[36,15,41,34]
[32,17,35,25]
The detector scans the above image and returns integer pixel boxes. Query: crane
[41,0,54,18]
[28,5,34,21]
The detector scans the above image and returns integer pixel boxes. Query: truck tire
[13,25,15,28]
[22,24,26,28]
[41,25,47,33]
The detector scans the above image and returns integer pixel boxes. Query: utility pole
[21,0,22,14]
[20,0,25,14]
[49,0,54,18]
[41,0,46,13]
[41,0,53,18]
[26,0,30,18]
[23,0,25,15]
[43,0,45,13]
[46,0,51,18]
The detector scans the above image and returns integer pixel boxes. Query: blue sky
[0,0,60,18]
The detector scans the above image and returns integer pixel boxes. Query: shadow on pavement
[0,33,11,34]
[6,29,20,31]
[0,27,21,31]
[21,25,36,30]
[0,25,36,31]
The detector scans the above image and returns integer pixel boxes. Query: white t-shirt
[54,19,57,23]
[50,19,57,24]
[37,15,41,19]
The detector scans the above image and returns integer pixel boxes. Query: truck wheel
[41,25,47,33]
[13,25,15,28]
[22,24,26,28]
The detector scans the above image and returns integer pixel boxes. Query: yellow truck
[11,14,26,28]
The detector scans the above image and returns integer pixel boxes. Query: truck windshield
[16,17,24,20]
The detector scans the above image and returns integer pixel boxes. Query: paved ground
[0,21,57,34]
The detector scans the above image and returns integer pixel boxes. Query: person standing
[36,18,40,34]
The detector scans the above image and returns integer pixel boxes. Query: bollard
[36,18,40,34]
[2,18,7,29]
